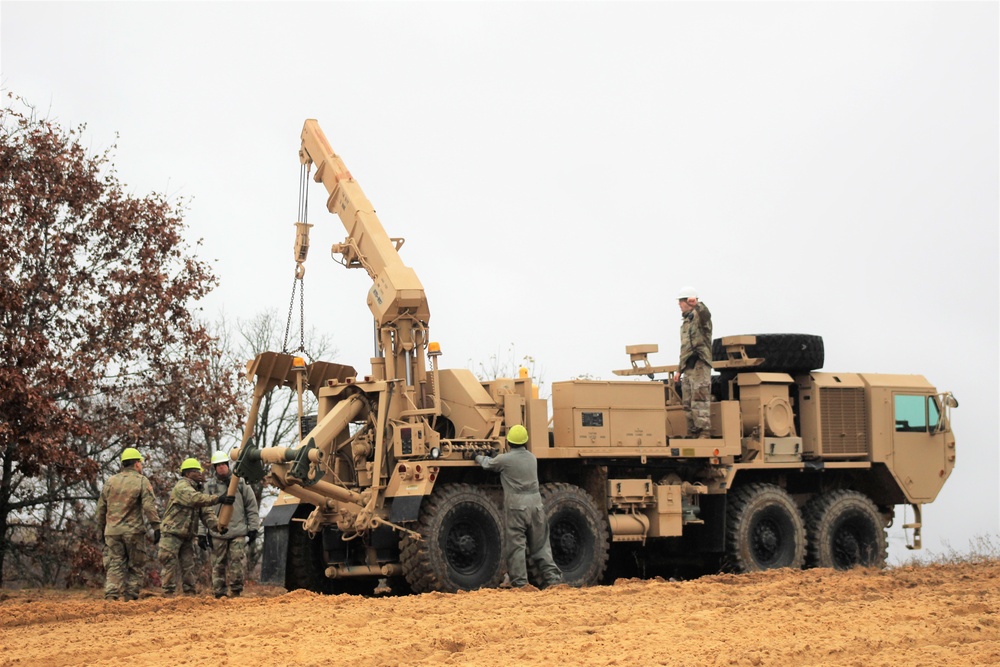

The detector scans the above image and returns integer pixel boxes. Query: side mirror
[943,394,959,409]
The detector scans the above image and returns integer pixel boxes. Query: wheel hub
[752,519,781,562]
[551,522,582,568]
[446,521,484,573]
[832,521,866,567]
[455,534,477,556]
[555,527,578,553]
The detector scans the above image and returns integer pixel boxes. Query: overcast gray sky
[3,1,997,563]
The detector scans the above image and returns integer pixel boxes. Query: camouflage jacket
[679,301,713,369]
[203,475,260,539]
[160,477,220,538]
[96,468,160,536]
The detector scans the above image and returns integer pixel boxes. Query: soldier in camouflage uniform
[202,450,260,598]
[95,447,160,601]
[675,286,713,438]
[158,458,231,596]
[476,425,563,589]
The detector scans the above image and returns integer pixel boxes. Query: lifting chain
[282,274,311,360]
[282,163,314,362]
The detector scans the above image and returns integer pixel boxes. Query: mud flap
[690,494,727,553]
[389,495,422,523]
[261,503,298,586]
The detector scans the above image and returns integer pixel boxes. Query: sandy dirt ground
[1,560,997,667]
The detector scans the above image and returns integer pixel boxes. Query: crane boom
[297,119,430,390]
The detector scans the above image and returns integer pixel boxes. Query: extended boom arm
[298,120,431,394]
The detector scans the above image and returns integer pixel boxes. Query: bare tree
[0,94,243,586]
[231,308,338,452]
[469,343,546,395]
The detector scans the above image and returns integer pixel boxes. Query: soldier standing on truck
[202,450,260,598]
[675,286,713,438]
[158,458,232,596]
[475,425,563,589]
[95,447,160,601]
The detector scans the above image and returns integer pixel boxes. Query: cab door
[891,393,949,503]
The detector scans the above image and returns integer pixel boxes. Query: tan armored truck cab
[239,120,958,594]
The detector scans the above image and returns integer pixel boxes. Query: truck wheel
[399,484,504,593]
[535,483,610,587]
[726,483,806,572]
[804,490,888,569]
[285,519,325,593]
[712,333,824,373]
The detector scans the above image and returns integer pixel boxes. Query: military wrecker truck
[221,120,958,594]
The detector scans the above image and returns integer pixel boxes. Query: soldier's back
[102,470,150,535]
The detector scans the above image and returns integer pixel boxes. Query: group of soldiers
[95,448,260,601]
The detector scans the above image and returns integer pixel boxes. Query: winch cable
[283,163,314,362]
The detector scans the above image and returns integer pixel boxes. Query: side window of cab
[894,394,940,432]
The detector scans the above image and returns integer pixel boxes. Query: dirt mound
[1,561,998,667]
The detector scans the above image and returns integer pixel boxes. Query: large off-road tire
[712,333,824,374]
[285,520,326,593]
[534,483,610,587]
[399,484,504,593]
[725,483,806,572]
[804,490,888,570]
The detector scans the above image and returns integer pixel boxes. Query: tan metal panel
[645,484,683,538]
[610,409,667,448]
[570,408,611,447]
[552,380,666,410]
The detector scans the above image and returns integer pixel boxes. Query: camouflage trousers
[681,358,712,434]
[104,533,148,600]
[504,503,562,588]
[158,533,200,595]
[211,536,247,596]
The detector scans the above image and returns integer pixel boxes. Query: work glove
[247,530,258,544]
[153,529,160,544]
[219,526,228,535]
[216,493,228,505]
[222,495,236,506]
[197,535,209,550]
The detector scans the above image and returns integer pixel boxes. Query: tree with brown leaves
[0,94,243,587]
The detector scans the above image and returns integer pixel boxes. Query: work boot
[214,592,227,599]
[230,589,241,598]
[104,595,119,601]
[498,574,513,589]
